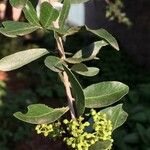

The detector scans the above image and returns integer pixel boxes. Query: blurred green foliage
[106,0,132,27]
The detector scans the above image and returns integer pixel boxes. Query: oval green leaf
[63,66,85,116]
[86,27,119,50]
[76,67,99,77]
[100,104,128,130]
[0,21,40,37]
[23,1,40,26]
[14,104,69,124]
[44,56,66,72]
[40,2,59,29]
[84,81,129,108]
[0,48,49,71]
[71,64,99,77]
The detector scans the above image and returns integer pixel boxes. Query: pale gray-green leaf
[40,2,59,29]
[23,1,40,26]
[14,104,69,124]
[75,67,99,77]
[87,27,119,50]
[0,48,49,71]
[84,81,129,108]
[63,66,85,116]
[71,64,99,76]
[100,104,128,130]
[0,21,39,37]
[44,56,66,72]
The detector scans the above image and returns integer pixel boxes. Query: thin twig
[56,33,76,119]
[52,14,76,119]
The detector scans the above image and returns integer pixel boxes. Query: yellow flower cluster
[35,110,113,150]
[35,121,64,138]
[63,116,96,150]
[63,111,113,150]
[91,109,113,141]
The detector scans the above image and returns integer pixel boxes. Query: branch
[52,19,76,119]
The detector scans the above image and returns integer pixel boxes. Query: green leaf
[71,0,90,4]
[9,0,27,8]
[100,104,128,130]
[89,140,112,150]
[84,81,129,108]
[40,2,59,29]
[76,67,99,76]
[87,27,119,50]
[14,104,69,124]
[59,0,71,29]
[23,1,40,26]
[73,41,107,59]
[65,41,107,64]
[71,64,99,77]
[44,56,66,72]
[65,27,81,36]
[0,21,40,37]
[0,48,49,71]
[71,63,88,72]
[63,66,85,116]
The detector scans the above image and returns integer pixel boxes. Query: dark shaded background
[86,0,150,68]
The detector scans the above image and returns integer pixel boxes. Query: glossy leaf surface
[0,48,49,71]
[14,104,69,124]
[84,81,129,108]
